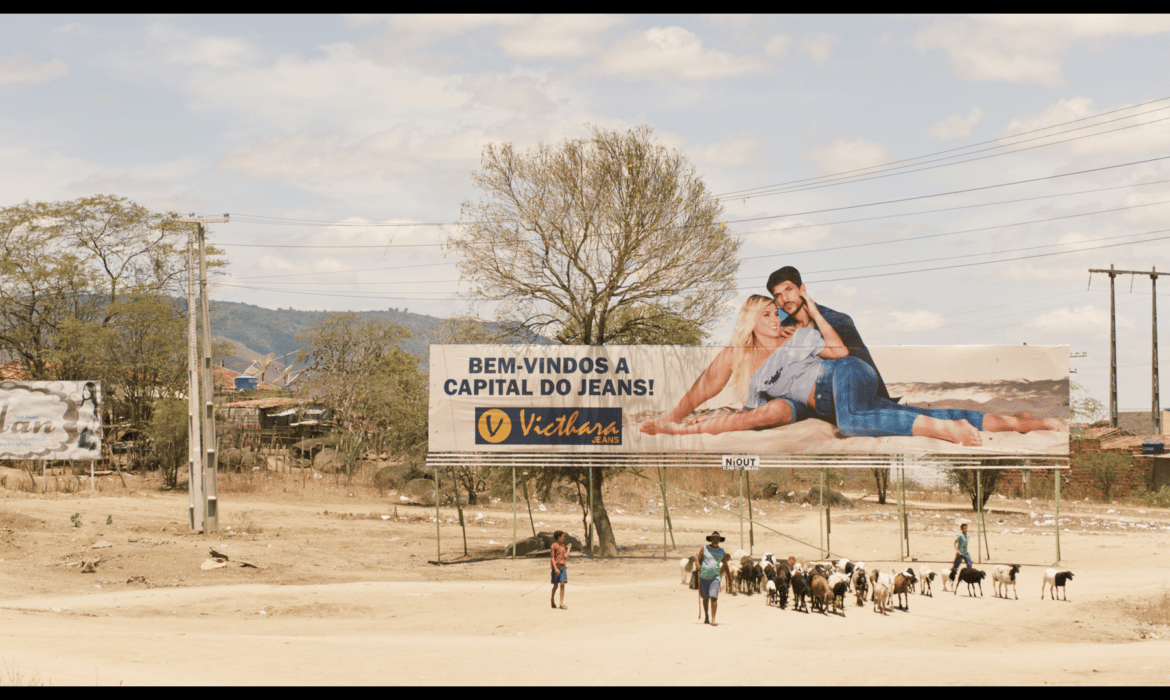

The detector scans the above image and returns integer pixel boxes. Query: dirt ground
[1,465,1170,686]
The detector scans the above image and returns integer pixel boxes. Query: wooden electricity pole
[1089,266,1168,433]
[176,214,229,532]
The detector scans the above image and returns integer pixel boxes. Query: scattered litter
[381,515,391,520]
[538,504,546,512]
[201,559,228,570]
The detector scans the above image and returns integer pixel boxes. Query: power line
[739,197,1170,262]
[716,111,1170,203]
[206,154,1170,243]
[713,94,1170,200]
[810,228,1170,284]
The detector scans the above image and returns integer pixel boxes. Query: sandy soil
[1,468,1169,686]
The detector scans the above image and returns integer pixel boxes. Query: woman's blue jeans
[812,357,985,437]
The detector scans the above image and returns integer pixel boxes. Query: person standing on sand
[952,522,973,583]
[697,532,731,626]
[550,531,570,609]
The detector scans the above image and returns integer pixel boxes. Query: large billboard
[0,381,103,461]
[428,344,1068,456]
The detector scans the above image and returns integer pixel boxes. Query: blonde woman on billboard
[640,293,1060,446]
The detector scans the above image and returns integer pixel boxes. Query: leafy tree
[448,125,738,556]
[556,304,706,345]
[1070,381,1105,424]
[148,398,189,489]
[0,196,219,422]
[1081,451,1131,501]
[948,461,1020,511]
[296,313,427,478]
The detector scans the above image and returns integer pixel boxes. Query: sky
[3,14,1170,414]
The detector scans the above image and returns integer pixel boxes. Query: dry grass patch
[1131,587,1170,628]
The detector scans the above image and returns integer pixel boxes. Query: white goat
[1042,568,1074,601]
[872,577,892,615]
[992,564,1021,600]
[919,566,936,596]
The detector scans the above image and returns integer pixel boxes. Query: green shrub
[1134,485,1170,509]
[148,398,188,489]
[1080,452,1132,501]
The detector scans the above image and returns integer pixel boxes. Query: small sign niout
[721,455,760,470]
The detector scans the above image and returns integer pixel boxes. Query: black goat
[956,567,986,597]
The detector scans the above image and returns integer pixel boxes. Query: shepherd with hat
[697,531,732,626]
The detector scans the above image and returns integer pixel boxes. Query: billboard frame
[424,452,1069,567]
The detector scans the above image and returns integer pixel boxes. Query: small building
[995,426,1170,499]
[218,396,330,448]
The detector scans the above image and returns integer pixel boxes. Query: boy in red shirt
[550,531,570,609]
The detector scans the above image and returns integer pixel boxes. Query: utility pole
[176,214,229,532]
[1089,266,1169,433]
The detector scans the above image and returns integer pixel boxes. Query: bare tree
[450,124,739,346]
[448,125,739,556]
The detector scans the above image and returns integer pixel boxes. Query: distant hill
[208,300,535,380]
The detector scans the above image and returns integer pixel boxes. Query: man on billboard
[767,266,893,418]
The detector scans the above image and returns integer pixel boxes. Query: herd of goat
[680,552,1075,615]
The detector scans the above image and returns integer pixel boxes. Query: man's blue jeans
[811,357,986,437]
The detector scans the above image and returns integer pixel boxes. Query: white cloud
[689,133,770,169]
[1121,182,1170,230]
[802,134,894,175]
[497,15,624,60]
[930,105,984,139]
[797,33,837,63]
[458,73,555,114]
[66,174,169,195]
[764,32,838,62]
[582,26,769,81]
[0,55,68,86]
[217,127,487,182]
[914,15,1170,86]
[764,34,791,59]
[1028,305,1117,333]
[1001,97,1170,161]
[144,23,260,70]
[749,220,832,253]
[886,309,947,333]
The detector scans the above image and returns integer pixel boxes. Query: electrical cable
[713,95,1170,199]
[716,112,1170,202]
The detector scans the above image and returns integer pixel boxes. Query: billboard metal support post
[1055,466,1062,565]
[511,467,517,560]
[434,464,441,564]
[901,466,910,560]
[900,466,906,560]
[738,470,745,552]
[819,467,825,558]
[1153,267,1161,435]
[588,467,594,554]
[746,469,754,552]
[976,469,985,563]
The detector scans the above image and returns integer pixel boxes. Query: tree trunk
[872,467,890,505]
[587,470,618,557]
